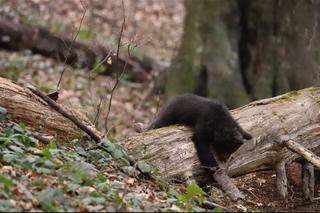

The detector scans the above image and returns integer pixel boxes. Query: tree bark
[167,0,249,108]
[122,87,320,183]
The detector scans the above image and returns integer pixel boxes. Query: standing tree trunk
[166,0,320,108]
[166,0,250,108]
[241,0,320,100]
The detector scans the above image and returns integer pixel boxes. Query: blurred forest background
[169,0,320,108]
[0,0,320,212]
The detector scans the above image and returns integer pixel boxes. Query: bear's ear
[242,132,252,140]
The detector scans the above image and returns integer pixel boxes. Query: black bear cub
[146,94,252,169]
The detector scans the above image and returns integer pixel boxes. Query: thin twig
[202,200,233,212]
[30,133,51,144]
[89,50,111,125]
[93,95,104,126]
[56,0,87,90]
[104,0,127,133]
[116,0,126,64]
[105,60,128,132]
[90,51,112,73]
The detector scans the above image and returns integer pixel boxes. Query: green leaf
[82,196,106,205]
[43,149,52,158]
[186,184,206,197]
[99,137,111,147]
[75,146,87,157]
[2,153,17,164]
[66,183,80,194]
[177,194,188,202]
[36,188,64,211]
[79,30,94,40]
[36,167,53,174]
[0,200,19,212]
[8,145,24,154]
[121,166,135,175]
[12,125,24,133]
[0,175,14,187]
[96,173,106,183]
[0,114,8,121]
[214,207,224,212]
[0,137,9,145]
[0,106,7,114]
[78,162,96,173]
[167,188,179,198]
[97,182,108,191]
[191,206,206,212]
[25,155,39,164]
[112,149,124,159]
[107,143,116,153]
[120,157,130,166]
[46,142,57,149]
[43,159,56,168]
[18,122,26,130]
[92,58,107,75]
[137,160,152,173]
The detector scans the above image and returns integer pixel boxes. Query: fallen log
[1,75,320,199]
[0,76,101,141]
[0,17,154,82]
[122,87,320,198]
[0,77,154,178]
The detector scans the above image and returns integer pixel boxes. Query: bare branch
[105,60,128,133]
[28,85,101,143]
[56,1,87,90]
[104,0,127,133]
[93,95,104,126]
[282,139,320,169]
[116,0,126,64]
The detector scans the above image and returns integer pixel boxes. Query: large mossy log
[122,88,320,183]
[1,76,320,186]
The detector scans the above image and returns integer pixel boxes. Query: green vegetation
[0,108,220,212]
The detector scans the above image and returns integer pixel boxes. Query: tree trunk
[167,0,249,108]
[122,87,320,183]
[240,0,320,100]
[166,0,320,108]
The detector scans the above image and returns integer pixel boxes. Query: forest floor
[0,0,319,212]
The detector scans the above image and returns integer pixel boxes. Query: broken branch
[282,139,320,169]
[27,85,101,143]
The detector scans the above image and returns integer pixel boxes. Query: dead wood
[212,168,244,201]
[282,139,320,169]
[275,161,288,199]
[0,77,155,178]
[27,85,102,142]
[0,77,100,141]
[0,17,154,82]
[122,87,320,198]
[302,162,315,201]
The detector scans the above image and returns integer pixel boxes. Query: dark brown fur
[147,94,252,168]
